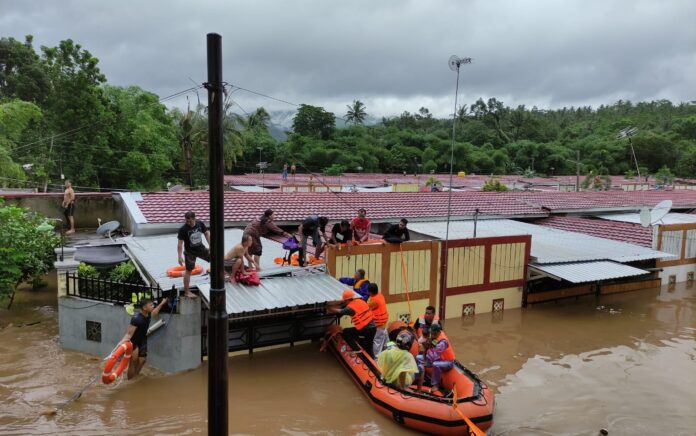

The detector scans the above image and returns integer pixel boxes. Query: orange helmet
[342,289,356,300]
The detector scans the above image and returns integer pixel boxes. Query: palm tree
[222,101,245,172]
[345,99,367,125]
[245,107,271,132]
[177,105,205,187]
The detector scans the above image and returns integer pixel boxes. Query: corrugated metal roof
[408,219,671,264]
[530,261,649,283]
[597,212,696,225]
[123,229,292,290]
[198,273,345,316]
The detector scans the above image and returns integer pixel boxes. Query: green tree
[345,99,367,125]
[654,165,674,186]
[292,104,335,139]
[481,178,509,192]
[0,35,49,104]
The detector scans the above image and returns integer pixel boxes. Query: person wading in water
[121,297,168,379]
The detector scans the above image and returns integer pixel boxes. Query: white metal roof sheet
[198,273,346,316]
[123,229,292,290]
[530,261,649,283]
[408,219,671,264]
[597,212,696,225]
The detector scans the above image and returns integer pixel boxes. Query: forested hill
[2,35,695,191]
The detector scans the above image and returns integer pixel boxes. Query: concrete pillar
[54,247,79,297]
[148,297,202,373]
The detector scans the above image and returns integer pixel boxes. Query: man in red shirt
[351,208,371,243]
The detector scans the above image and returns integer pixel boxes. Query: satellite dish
[639,207,651,227]
[97,220,121,242]
[650,200,672,224]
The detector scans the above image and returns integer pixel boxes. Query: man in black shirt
[383,218,411,243]
[297,215,328,267]
[122,297,168,379]
[329,220,352,245]
[177,211,211,298]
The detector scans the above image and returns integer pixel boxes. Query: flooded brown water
[1,279,694,435]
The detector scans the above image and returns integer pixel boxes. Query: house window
[492,298,505,312]
[86,320,102,342]
[462,303,475,317]
[687,272,694,282]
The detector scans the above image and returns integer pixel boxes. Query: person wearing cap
[120,297,168,379]
[367,283,389,358]
[327,289,377,358]
[377,331,419,390]
[416,323,456,394]
[351,208,371,243]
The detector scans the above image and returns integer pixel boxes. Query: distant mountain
[268,110,382,141]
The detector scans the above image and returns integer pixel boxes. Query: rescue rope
[398,244,413,325]
[452,384,487,436]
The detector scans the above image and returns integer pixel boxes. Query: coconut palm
[345,99,367,125]
[245,107,271,132]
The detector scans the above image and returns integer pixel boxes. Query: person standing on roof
[121,297,168,379]
[290,163,296,176]
[62,180,76,234]
[177,211,210,298]
[416,323,455,394]
[297,214,329,267]
[282,163,289,182]
[367,283,389,358]
[327,289,377,358]
[339,268,370,300]
[382,218,410,243]
[351,208,371,243]
[244,209,290,271]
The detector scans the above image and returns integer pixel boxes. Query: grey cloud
[1,0,694,118]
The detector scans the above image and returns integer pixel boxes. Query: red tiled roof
[534,216,653,248]
[135,190,696,225]
[136,191,547,224]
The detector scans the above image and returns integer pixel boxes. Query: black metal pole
[206,32,228,436]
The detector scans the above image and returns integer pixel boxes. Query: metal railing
[66,272,161,304]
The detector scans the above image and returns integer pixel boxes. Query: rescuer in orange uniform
[367,283,389,358]
[416,323,455,394]
[328,290,378,358]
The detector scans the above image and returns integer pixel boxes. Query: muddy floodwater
[1,280,694,435]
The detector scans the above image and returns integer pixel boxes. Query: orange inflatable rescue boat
[323,323,494,435]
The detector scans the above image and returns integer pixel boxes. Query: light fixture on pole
[441,55,471,320]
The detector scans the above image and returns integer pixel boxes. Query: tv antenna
[618,126,640,179]
[448,55,472,72]
[639,199,672,227]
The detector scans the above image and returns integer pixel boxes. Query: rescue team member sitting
[120,297,168,379]
[367,283,389,358]
[416,323,455,394]
[377,332,419,390]
[297,215,329,267]
[339,268,370,300]
[382,218,410,243]
[329,220,352,245]
[414,305,440,344]
[224,233,256,280]
[327,290,377,358]
[351,208,371,243]
[177,211,210,298]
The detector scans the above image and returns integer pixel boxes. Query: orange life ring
[166,264,203,278]
[102,341,133,384]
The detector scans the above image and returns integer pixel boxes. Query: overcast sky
[1,0,695,119]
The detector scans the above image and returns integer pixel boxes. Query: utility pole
[44,135,54,193]
[205,33,228,436]
[576,150,580,192]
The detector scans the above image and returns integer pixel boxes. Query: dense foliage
[2,35,696,192]
[0,200,60,301]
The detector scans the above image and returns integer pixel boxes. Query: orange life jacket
[347,299,374,330]
[368,292,389,328]
[416,314,440,338]
[431,330,455,361]
[353,278,369,292]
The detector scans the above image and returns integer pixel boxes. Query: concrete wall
[2,193,119,230]
[660,264,696,285]
[444,286,522,319]
[58,296,201,374]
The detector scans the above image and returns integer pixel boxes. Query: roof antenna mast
[440,55,471,320]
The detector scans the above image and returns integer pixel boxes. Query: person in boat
[327,289,377,358]
[382,218,410,243]
[177,211,210,298]
[297,215,329,267]
[338,268,370,301]
[244,209,291,271]
[351,208,371,243]
[367,283,389,358]
[377,333,419,390]
[224,233,256,280]
[416,323,455,394]
[414,305,440,344]
[121,297,168,379]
